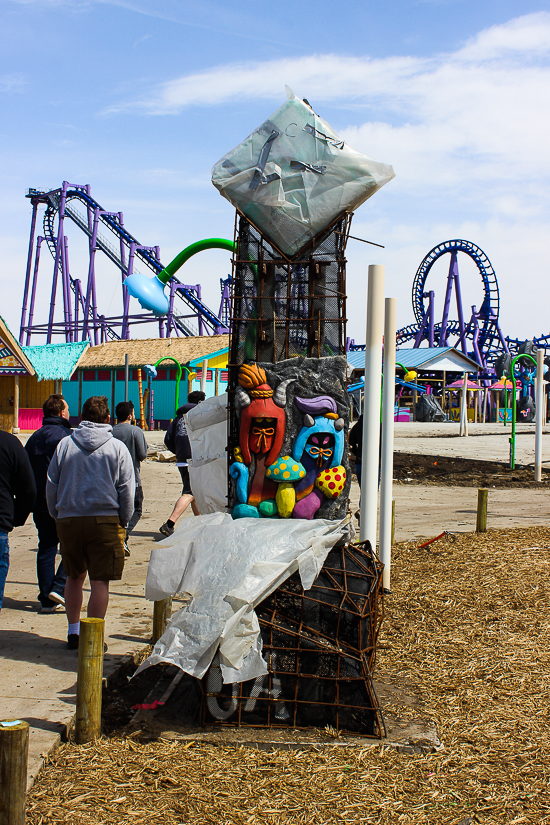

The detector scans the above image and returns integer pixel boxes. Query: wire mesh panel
[201,540,386,738]
[229,211,351,370]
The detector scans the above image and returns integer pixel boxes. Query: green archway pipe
[509,353,537,469]
[150,357,196,415]
[157,239,236,285]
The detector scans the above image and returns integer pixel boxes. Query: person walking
[348,414,363,523]
[46,395,135,649]
[112,400,148,557]
[0,430,36,613]
[158,390,205,538]
[25,393,72,613]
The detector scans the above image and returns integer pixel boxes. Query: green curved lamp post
[143,357,197,417]
[156,238,236,285]
[124,239,236,317]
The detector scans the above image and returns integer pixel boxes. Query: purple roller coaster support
[74,278,82,335]
[20,201,38,343]
[219,276,232,329]
[427,290,434,347]
[452,255,468,356]
[26,236,43,345]
[63,236,74,341]
[21,182,229,342]
[47,183,68,343]
[490,308,509,354]
[83,208,100,345]
[470,308,484,368]
[439,254,454,347]
[414,310,429,347]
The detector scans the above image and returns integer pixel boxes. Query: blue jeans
[0,532,9,610]
[34,512,66,607]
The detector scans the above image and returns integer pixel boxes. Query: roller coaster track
[34,185,227,339]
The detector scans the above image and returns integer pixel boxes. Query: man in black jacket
[25,394,72,612]
[0,430,36,612]
[159,391,205,538]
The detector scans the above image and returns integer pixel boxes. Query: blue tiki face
[293,416,344,469]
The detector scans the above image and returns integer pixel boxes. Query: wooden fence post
[75,618,104,744]
[0,719,29,825]
[476,488,488,533]
[152,597,172,645]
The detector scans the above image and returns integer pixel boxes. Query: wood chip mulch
[26,527,550,824]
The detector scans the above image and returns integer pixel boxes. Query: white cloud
[108,14,550,195]
[0,73,26,93]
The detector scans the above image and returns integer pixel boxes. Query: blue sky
[1,0,550,345]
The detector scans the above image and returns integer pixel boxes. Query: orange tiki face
[250,416,276,455]
[236,364,291,467]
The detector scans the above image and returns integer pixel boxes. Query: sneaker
[124,540,131,558]
[40,604,60,614]
[159,521,175,538]
[48,591,65,607]
[67,633,79,650]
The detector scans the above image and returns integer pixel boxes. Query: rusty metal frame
[201,540,386,738]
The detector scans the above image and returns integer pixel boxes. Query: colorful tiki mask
[235,363,292,467]
[292,396,345,468]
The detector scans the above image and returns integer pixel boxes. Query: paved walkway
[393,421,550,466]
[1,426,549,788]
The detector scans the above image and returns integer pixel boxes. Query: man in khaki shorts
[47,396,135,649]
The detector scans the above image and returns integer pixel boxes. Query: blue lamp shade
[123,273,169,317]
[143,364,157,378]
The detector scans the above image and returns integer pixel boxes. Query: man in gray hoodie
[47,395,135,649]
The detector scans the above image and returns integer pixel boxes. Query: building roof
[347,346,481,373]
[188,345,229,370]
[77,335,229,370]
[22,341,89,381]
[0,316,35,376]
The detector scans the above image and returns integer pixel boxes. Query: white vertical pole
[360,265,385,548]
[379,298,396,591]
[535,348,544,482]
[200,359,208,395]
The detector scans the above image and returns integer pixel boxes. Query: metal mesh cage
[201,540,386,737]
[228,210,351,371]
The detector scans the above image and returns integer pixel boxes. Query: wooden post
[476,488,488,533]
[11,375,20,434]
[152,597,172,645]
[0,719,29,825]
[111,369,116,421]
[78,369,83,418]
[124,353,129,402]
[215,369,219,396]
[136,368,145,429]
[391,498,395,546]
[75,618,104,744]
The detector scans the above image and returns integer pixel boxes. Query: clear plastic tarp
[186,393,228,514]
[212,87,395,258]
[136,512,354,684]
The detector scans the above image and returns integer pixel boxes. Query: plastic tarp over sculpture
[136,512,353,684]
[212,88,395,258]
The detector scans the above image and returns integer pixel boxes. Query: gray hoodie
[46,421,135,526]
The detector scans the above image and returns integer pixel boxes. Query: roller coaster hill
[19,182,232,345]
[349,239,550,397]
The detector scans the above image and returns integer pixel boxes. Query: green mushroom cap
[266,455,306,483]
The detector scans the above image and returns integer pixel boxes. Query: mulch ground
[393,452,550,488]
[26,527,550,824]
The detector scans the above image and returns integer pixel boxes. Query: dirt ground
[392,452,550,488]
[25,526,550,824]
